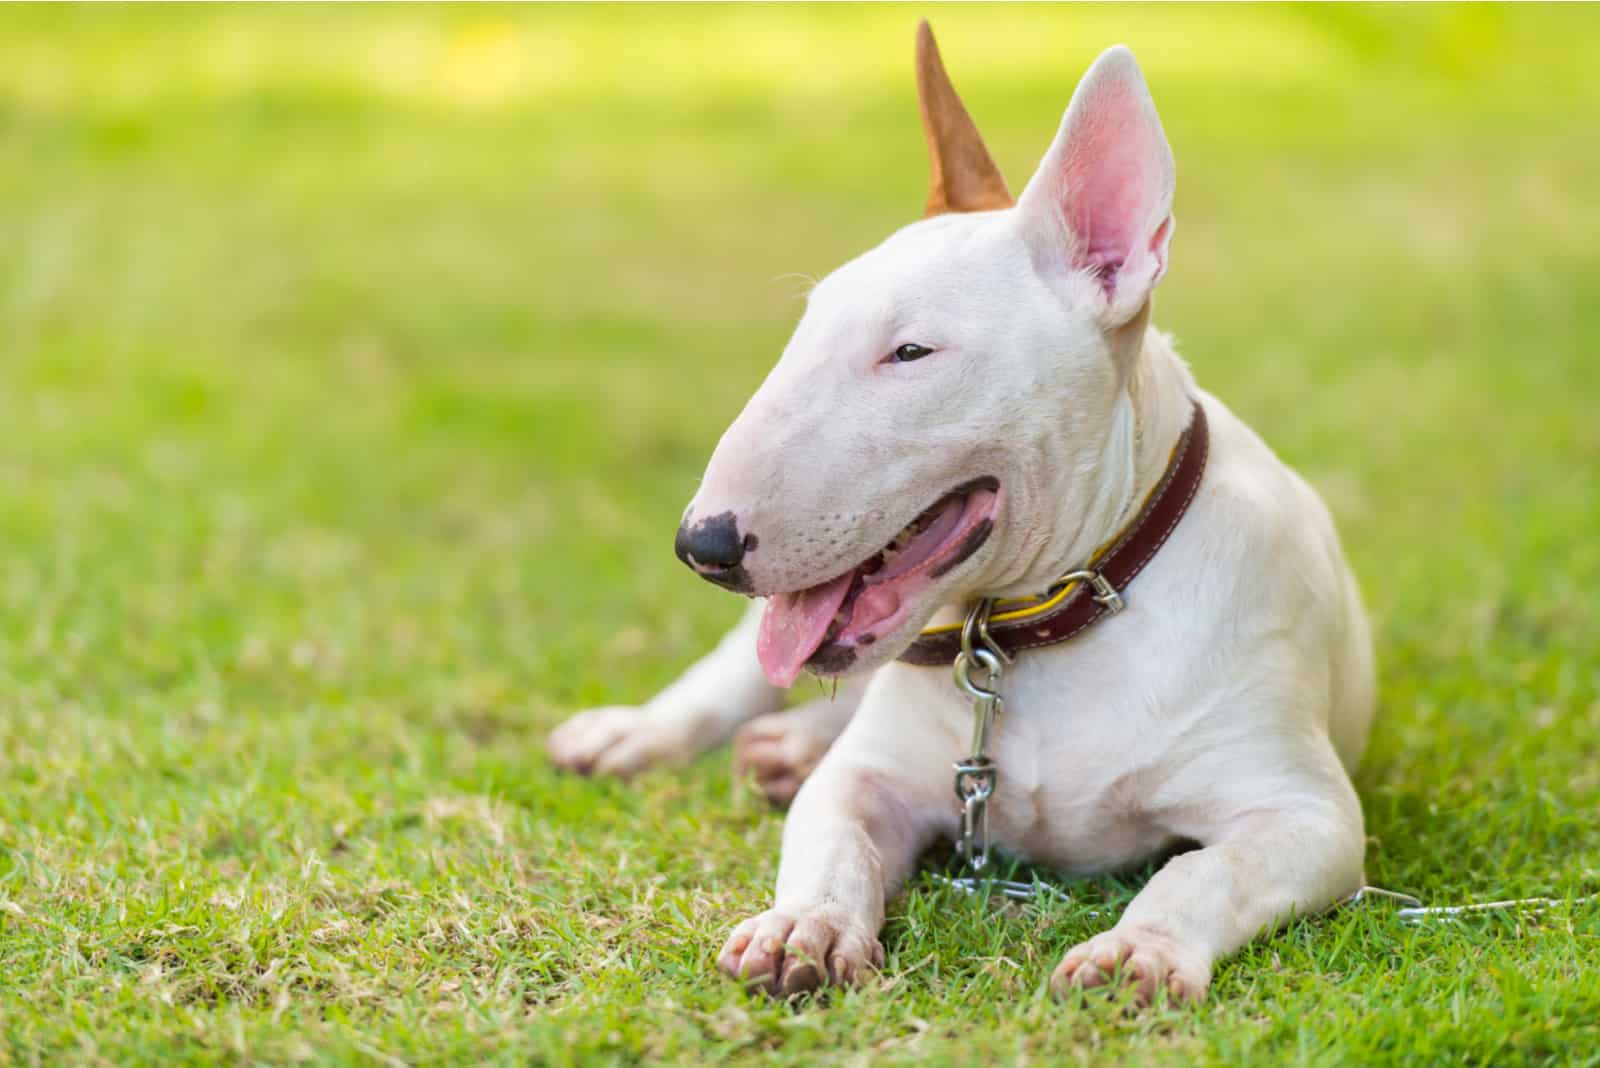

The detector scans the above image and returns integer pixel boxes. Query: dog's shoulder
[1191,395,1344,563]
[1145,394,1356,663]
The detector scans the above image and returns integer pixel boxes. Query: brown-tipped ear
[916,20,1013,217]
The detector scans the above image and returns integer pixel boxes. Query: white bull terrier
[549,23,1375,1004]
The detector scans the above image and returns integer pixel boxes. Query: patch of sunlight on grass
[0,6,1356,116]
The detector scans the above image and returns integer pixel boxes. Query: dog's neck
[979,322,1197,605]
[1120,327,1200,536]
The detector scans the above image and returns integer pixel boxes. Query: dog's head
[676,24,1177,686]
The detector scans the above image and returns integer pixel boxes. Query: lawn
[1,4,1598,1064]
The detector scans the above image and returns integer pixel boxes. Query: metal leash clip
[951,599,1004,873]
[932,599,1072,905]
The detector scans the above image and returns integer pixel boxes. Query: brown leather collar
[898,399,1209,667]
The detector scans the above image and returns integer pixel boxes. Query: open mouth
[755,477,999,686]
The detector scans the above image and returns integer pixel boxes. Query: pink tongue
[757,571,855,687]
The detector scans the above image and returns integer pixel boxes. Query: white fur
[549,45,1375,1004]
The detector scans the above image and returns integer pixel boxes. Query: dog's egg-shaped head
[677,39,1176,686]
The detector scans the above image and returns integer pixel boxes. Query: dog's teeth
[881,513,932,562]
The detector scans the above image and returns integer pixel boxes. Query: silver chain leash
[1340,884,1600,924]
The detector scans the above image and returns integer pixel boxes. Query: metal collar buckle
[1055,568,1123,614]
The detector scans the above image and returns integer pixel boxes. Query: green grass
[1,4,1597,1064]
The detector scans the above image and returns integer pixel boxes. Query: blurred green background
[1,5,1597,1064]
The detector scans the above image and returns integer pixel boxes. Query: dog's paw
[1051,924,1210,1007]
[547,704,695,777]
[733,710,837,807]
[716,908,883,998]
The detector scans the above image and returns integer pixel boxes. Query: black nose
[675,511,753,591]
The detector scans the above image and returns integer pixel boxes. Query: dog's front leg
[548,601,783,777]
[1054,758,1365,1005]
[718,755,941,997]
[732,677,868,807]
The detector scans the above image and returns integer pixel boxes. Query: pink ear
[1017,46,1175,325]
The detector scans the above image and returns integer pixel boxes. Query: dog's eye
[888,343,934,363]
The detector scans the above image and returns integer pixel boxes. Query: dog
[549,23,1375,1005]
